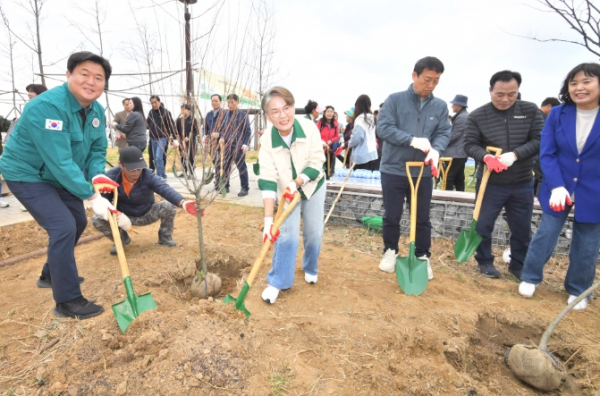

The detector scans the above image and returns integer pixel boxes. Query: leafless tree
[0,4,20,119]
[532,0,600,58]
[17,0,46,85]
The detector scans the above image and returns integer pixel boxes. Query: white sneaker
[305,273,318,284]
[568,295,588,310]
[379,248,396,273]
[518,281,536,297]
[417,255,434,280]
[261,285,280,304]
[0,200,9,208]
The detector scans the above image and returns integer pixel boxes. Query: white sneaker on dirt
[379,248,396,273]
[305,273,318,284]
[0,200,9,208]
[518,281,536,297]
[261,285,280,304]
[568,295,588,310]
[417,256,433,280]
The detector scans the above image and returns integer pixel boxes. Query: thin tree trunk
[34,0,44,86]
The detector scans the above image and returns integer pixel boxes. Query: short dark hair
[211,94,222,101]
[227,93,239,102]
[150,95,161,102]
[181,103,191,111]
[67,51,112,81]
[379,103,384,109]
[559,63,600,105]
[25,84,47,95]
[490,70,522,89]
[374,109,379,115]
[414,57,445,76]
[541,97,561,107]
[304,100,318,114]
[122,98,131,105]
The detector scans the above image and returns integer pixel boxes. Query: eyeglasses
[268,105,294,119]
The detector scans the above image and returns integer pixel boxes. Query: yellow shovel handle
[246,193,302,287]
[405,162,424,243]
[473,146,502,220]
[438,157,453,191]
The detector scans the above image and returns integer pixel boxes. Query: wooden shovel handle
[405,162,424,243]
[324,162,356,225]
[219,139,224,177]
[438,157,453,191]
[246,192,302,287]
[472,146,502,220]
[93,184,130,279]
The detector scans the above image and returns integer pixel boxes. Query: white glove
[89,196,116,221]
[109,121,118,129]
[172,139,180,148]
[322,141,329,148]
[241,144,248,153]
[498,152,517,168]
[549,187,573,212]
[117,213,131,231]
[263,216,279,243]
[424,148,440,177]
[410,137,431,152]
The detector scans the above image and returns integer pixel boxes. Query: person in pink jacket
[317,106,339,178]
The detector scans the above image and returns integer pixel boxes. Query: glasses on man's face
[269,105,294,119]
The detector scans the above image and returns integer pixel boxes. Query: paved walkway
[0,167,265,227]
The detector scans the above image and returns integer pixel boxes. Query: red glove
[549,187,573,212]
[92,175,119,193]
[424,149,439,177]
[483,155,507,173]
[182,200,198,216]
[334,146,344,156]
[283,183,298,202]
[263,217,280,243]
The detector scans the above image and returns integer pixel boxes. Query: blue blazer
[539,103,600,223]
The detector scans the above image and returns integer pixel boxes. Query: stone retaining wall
[324,182,574,255]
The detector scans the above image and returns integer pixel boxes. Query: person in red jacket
[317,106,339,178]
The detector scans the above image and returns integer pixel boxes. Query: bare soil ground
[0,202,599,396]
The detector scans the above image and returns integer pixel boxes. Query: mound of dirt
[0,203,599,395]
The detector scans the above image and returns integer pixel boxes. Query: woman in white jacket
[258,86,326,304]
[348,94,378,169]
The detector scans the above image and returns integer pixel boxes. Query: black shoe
[158,232,177,247]
[110,231,132,255]
[478,264,500,279]
[238,189,249,197]
[508,267,522,281]
[178,173,185,178]
[37,275,84,288]
[54,297,104,319]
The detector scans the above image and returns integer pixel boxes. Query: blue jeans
[267,185,326,290]
[521,207,600,296]
[151,138,168,179]
[7,180,87,303]
[475,181,533,270]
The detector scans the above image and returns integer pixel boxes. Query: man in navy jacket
[91,147,199,254]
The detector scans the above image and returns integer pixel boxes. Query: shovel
[454,147,502,263]
[94,184,157,333]
[395,162,428,296]
[324,162,355,225]
[438,157,453,191]
[253,145,261,176]
[219,139,227,197]
[223,191,301,317]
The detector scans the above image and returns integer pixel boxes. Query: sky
[0,0,596,121]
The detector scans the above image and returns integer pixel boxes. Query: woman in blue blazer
[519,63,600,310]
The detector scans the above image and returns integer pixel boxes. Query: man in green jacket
[0,52,117,320]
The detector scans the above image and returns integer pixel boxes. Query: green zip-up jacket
[0,83,107,200]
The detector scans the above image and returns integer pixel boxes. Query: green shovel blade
[252,161,260,176]
[454,218,483,263]
[112,276,157,333]
[395,242,428,296]
[223,282,251,318]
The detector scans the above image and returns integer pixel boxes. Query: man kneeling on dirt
[92,146,199,254]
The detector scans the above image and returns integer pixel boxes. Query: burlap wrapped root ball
[505,344,564,391]
[191,272,222,299]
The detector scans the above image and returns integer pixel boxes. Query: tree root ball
[190,272,222,299]
[505,344,564,391]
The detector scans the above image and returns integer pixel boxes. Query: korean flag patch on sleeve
[45,119,63,131]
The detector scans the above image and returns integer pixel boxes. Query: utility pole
[178,0,197,105]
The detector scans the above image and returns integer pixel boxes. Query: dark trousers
[214,149,249,191]
[179,143,196,175]
[128,141,147,153]
[7,181,87,303]
[474,180,534,271]
[324,151,336,178]
[381,172,432,257]
[444,158,467,191]
[532,159,543,196]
